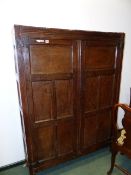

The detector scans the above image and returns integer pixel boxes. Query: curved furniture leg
[107,150,118,175]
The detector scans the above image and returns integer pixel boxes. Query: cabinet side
[13,25,35,165]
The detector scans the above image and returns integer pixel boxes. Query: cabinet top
[14,25,125,41]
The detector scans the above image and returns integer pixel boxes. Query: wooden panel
[31,73,73,81]
[30,45,73,74]
[32,81,53,122]
[14,25,125,175]
[34,125,55,161]
[57,120,75,156]
[99,75,114,108]
[55,80,73,118]
[97,111,111,141]
[85,46,116,69]
[84,76,99,112]
[83,115,97,148]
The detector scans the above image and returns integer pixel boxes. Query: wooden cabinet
[13,25,125,175]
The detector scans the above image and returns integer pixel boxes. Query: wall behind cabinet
[0,0,131,167]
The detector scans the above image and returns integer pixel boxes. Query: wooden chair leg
[107,150,118,175]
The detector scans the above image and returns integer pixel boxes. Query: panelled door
[23,38,78,163]
[80,39,121,151]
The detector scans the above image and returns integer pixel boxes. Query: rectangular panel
[14,25,125,175]
[57,120,75,156]
[83,115,97,148]
[99,75,114,108]
[32,81,53,122]
[34,125,55,161]
[55,80,73,119]
[30,45,73,74]
[85,46,116,69]
[97,111,111,142]
[84,76,99,112]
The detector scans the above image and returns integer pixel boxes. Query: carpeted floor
[0,148,131,175]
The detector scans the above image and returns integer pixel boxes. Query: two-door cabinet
[13,25,125,175]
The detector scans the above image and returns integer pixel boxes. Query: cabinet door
[80,40,122,151]
[23,39,78,162]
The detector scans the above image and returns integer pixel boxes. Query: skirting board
[0,160,26,172]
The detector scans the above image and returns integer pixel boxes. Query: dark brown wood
[129,87,131,107]
[107,104,131,174]
[13,25,125,175]
[80,38,124,152]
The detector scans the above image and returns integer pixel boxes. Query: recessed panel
[30,45,73,74]
[32,81,53,122]
[83,115,97,148]
[84,77,99,112]
[97,111,111,141]
[57,120,75,156]
[85,46,116,69]
[34,126,55,161]
[55,80,73,118]
[99,75,114,108]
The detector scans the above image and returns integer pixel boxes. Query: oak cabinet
[13,25,124,175]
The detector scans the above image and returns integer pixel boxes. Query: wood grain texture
[55,80,73,119]
[30,44,73,74]
[57,119,76,156]
[13,25,124,175]
[34,125,56,161]
[80,38,124,154]
[32,81,53,122]
[85,46,116,69]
